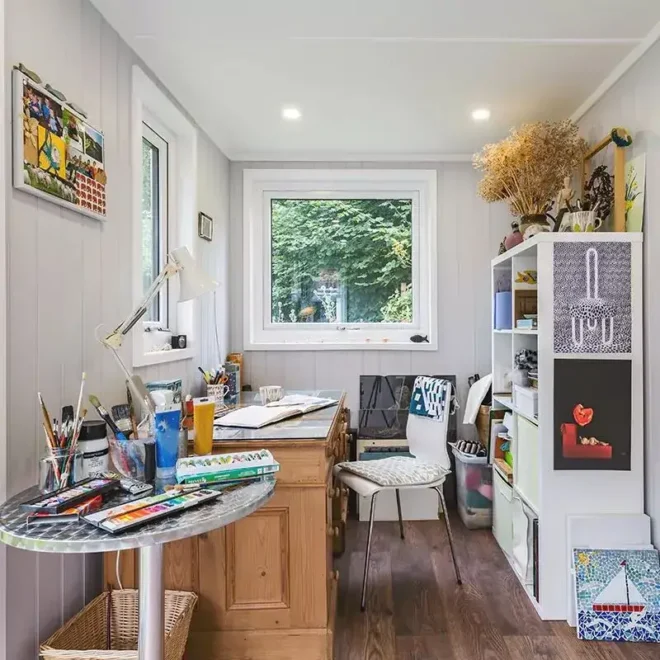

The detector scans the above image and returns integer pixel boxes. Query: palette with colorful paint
[83,488,220,534]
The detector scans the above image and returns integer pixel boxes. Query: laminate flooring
[333,516,658,660]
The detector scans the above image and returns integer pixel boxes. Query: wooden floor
[333,516,658,660]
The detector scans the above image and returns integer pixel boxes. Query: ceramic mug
[260,385,283,404]
[564,210,602,233]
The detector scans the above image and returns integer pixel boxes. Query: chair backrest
[406,378,452,470]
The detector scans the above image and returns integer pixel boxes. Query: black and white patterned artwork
[553,242,631,354]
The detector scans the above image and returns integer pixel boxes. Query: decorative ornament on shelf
[474,120,588,246]
[503,220,524,251]
[583,165,614,223]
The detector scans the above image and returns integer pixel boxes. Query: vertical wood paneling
[230,161,509,432]
[5,0,230,655]
[578,40,660,543]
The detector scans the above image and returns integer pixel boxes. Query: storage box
[513,385,538,419]
[452,447,492,530]
[40,589,197,660]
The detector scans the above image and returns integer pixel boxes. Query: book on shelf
[216,395,337,429]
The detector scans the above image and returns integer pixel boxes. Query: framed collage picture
[12,68,108,221]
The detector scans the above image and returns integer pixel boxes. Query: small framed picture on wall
[198,212,213,241]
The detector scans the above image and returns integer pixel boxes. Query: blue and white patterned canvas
[573,548,660,643]
[409,377,448,421]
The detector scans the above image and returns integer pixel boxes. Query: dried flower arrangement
[474,120,588,217]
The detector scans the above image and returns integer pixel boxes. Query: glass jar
[39,448,83,493]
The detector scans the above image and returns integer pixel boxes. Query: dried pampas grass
[474,120,587,217]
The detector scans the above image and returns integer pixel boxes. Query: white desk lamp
[100,246,218,414]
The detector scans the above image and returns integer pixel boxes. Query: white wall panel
[578,39,660,544]
[4,0,230,655]
[229,161,510,423]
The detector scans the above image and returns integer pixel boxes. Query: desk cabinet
[104,397,348,660]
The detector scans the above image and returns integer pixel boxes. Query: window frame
[131,66,198,368]
[243,169,437,350]
[141,122,169,326]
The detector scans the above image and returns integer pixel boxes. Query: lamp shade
[170,246,218,301]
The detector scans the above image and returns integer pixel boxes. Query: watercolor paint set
[176,449,280,484]
[20,476,119,514]
[26,493,104,526]
[83,488,220,534]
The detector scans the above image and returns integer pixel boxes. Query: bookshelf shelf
[490,232,644,621]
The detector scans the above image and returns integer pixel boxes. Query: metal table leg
[138,544,164,660]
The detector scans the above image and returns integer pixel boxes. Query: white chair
[334,378,462,610]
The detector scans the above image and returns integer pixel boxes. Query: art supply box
[176,449,279,484]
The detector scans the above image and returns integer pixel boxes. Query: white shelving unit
[490,232,644,621]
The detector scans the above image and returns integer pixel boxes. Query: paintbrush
[38,392,57,449]
[89,395,126,440]
[126,385,139,440]
[61,408,87,485]
[74,372,86,433]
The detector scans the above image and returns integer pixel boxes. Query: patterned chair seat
[335,456,449,488]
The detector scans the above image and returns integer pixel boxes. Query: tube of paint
[154,405,181,480]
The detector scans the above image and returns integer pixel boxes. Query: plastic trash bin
[452,446,493,529]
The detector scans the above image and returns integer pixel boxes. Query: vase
[519,214,552,240]
[503,221,524,251]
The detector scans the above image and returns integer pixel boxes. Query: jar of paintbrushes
[39,448,83,493]
[37,372,88,493]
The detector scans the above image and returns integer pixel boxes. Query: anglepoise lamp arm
[99,247,218,416]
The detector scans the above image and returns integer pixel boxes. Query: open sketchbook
[216,395,337,429]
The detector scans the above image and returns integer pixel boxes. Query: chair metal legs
[360,492,379,611]
[360,486,461,611]
[395,489,405,540]
[434,485,462,585]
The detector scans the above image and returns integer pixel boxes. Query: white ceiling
[91,0,660,160]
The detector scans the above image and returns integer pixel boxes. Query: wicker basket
[40,589,198,660]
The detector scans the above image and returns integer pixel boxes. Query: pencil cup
[207,383,229,413]
[39,448,83,493]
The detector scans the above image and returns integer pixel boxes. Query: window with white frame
[132,66,197,368]
[243,169,437,350]
[141,123,168,324]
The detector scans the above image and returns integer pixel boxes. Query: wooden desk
[104,391,348,660]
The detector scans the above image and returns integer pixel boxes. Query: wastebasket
[452,445,493,529]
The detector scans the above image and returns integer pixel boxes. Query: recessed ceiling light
[282,106,302,121]
[472,108,491,122]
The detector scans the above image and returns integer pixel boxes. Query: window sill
[243,340,437,351]
[133,347,195,368]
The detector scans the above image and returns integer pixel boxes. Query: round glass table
[0,479,275,660]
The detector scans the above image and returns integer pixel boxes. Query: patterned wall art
[553,242,631,354]
[554,359,631,471]
[13,68,107,221]
[573,548,660,643]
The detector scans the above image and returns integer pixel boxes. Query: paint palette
[20,477,119,514]
[82,488,220,534]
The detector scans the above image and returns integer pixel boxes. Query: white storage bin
[513,385,538,419]
[493,470,513,558]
